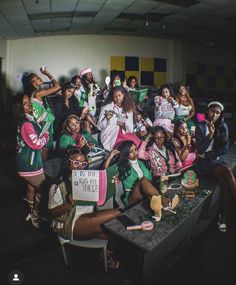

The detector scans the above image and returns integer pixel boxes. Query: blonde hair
[177,84,192,105]
[61,114,81,135]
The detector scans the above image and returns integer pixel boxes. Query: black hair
[71,75,81,86]
[173,119,187,149]
[60,145,88,177]
[110,69,125,83]
[206,104,228,147]
[159,84,176,98]
[116,141,133,180]
[103,86,135,113]
[12,92,30,125]
[149,126,179,163]
[61,82,75,94]
[127,76,139,88]
[116,140,150,180]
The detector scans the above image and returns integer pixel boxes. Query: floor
[0,119,236,285]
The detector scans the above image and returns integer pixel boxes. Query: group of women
[13,66,236,269]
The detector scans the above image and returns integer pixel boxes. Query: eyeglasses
[154,136,165,140]
[69,159,88,169]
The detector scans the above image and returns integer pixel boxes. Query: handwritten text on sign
[72,170,99,201]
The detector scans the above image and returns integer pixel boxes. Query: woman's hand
[88,143,95,149]
[112,175,120,185]
[66,194,74,206]
[79,137,88,148]
[40,66,48,75]
[144,133,153,143]
[185,132,191,145]
[109,149,120,159]
[105,110,115,120]
[118,121,126,130]
[208,121,215,137]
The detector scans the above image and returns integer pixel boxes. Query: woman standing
[195,101,236,232]
[27,67,61,160]
[97,86,141,151]
[13,93,49,228]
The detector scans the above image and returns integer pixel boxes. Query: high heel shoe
[29,209,40,229]
[150,195,162,222]
[217,214,227,233]
[162,194,179,214]
[23,198,40,228]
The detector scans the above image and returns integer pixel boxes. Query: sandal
[162,194,179,214]
[150,195,162,222]
[217,215,227,233]
[27,209,40,228]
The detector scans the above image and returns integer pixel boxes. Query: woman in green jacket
[58,114,97,155]
[104,141,179,220]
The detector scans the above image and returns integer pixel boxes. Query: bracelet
[50,77,55,81]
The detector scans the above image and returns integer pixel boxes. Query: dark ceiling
[0,0,236,47]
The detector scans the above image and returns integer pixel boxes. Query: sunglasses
[69,159,88,169]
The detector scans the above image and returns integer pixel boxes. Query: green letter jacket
[59,130,98,150]
[108,159,152,206]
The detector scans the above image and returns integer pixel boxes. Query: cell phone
[117,215,136,227]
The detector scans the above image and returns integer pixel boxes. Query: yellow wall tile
[110,56,125,70]
[186,62,197,73]
[207,64,216,76]
[216,77,225,89]
[154,72,167,87]
[196,75,206,89]
[225,67,233,77]
[141,57,154,71]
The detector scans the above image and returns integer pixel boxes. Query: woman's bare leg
[128,177,159,206]
[73,209,121,240]
[82,120,92,133]
[213,165,236,198]
[26,183,36,207]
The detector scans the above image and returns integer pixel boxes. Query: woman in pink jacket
[138,126,182,178]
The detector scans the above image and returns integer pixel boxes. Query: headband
[207,101,224,111]
[80,68,92,77]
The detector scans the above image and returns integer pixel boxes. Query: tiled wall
[110,56,167,87]
[186,62,236,91]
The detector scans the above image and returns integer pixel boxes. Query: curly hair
[127,75,138,88]
[103,86,135,113]
[176,84,193,105]
[61,114,81,135]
